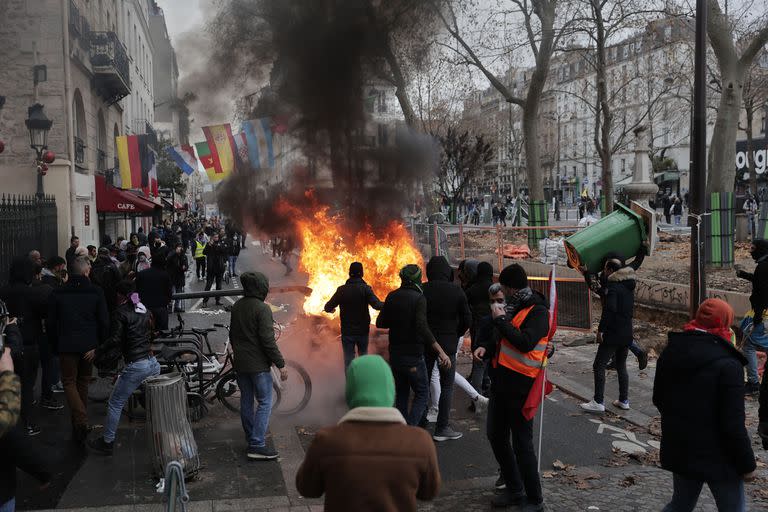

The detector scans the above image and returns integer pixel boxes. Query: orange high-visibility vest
[492,305,548,378]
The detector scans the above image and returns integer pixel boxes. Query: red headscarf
[684,298,734,343]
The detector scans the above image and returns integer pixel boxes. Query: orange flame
[278,196,424,319]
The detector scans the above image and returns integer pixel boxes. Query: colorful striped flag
[202,124,237,179]
[242,118,275,169]
[115,135,144,189]
[167,145,198,176]
[195,141,225,183]
[142,148,158,197]
[233,131,249,171]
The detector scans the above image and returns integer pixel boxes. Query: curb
[548,373,655,429]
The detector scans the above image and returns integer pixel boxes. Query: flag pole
[537,361,547,473]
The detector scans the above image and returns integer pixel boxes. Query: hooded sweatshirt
[422,256,471,354]
[653,330,755,482]
[597,266,636,346]
[229,272,285,373]
[295,355,440,512]
[738,239,768,323]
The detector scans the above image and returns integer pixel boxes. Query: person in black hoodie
[324,262,383,371]
[581,257,636,413]
[376,264,451,426]
[202,233,227,307]
[465,261,494,396]
[473,264,549,511]
[422,256,471,442]
[653,299,756,511]
[90,248,121,313]
[135,250,173,331]
[737,239,768,397]
[167,243,189,313]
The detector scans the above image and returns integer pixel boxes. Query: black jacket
[135,266,173,309]
[738,255,768,323]
[464,264,494,334]
[479,290,549,398]
[653,331,755,482]
[97,302,152,364]
[20,281,53,348]
[46,275,109,354]
[324,277,383,336]
[91,255,121,312]
[204,241,227,275]
[166,252,189,288]
[596,267,635,346]
[376,284,437,357]
[422,256,471,354]
[0,424,51,504]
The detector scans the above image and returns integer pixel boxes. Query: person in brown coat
[295,354,440,511]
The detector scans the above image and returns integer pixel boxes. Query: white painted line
[190,298,203,311]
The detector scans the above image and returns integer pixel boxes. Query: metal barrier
[528,276,592,331]
[145,373,200,478]
[0,195,58,284]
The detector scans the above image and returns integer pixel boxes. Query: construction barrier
[527,200,549,249]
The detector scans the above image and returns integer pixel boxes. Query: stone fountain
[622,125,659,206]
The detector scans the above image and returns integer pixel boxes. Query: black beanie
[349,262,364,277]
[499,264,528,290]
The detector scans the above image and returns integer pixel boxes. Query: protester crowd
[1,222,766,512]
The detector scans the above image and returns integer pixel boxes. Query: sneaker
[26,424,41,436]
[87,437,114,455]
[612,400,630,410]
[606,359,616,371]
[474,394,489,414]
[494,473,506,490]
[637,350,649,371]
[40,397,64,410]
[517,502,546,512]
[580,400,605,413]
[491,490,526,508]
[426,406,439,423]
[201,301,209,308]
[745,382,760,396]
[247,446,278,460]
[433,426,463,442]
[52,382,64,393]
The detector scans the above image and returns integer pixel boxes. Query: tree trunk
[706,68,743,194]
[591,0,613,213]
[746,107,757,194]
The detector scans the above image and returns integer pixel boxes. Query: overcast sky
[157,0,205,48]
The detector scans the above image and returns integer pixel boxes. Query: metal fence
[0,195,58,284]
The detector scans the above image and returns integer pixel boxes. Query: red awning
[95,175,158,215]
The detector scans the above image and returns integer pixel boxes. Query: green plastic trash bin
[564,203,647,274]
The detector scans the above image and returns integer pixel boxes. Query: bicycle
[213,323,312,416]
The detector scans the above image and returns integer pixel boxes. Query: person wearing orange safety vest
[473,264,548,511]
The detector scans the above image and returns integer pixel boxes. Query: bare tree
[739,56,768,194]
[435,127,494,221]
[432,0,566,202]
[706,0,768,193]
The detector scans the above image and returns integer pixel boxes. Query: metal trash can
[145,373,200,478]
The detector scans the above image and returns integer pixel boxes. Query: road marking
[588,418,656,454]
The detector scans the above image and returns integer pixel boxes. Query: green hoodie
[345,355,395,409]
[229,272,285,373]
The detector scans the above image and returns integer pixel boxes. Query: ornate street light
[25,103,54,198]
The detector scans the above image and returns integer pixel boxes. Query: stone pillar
[622,126,659,207]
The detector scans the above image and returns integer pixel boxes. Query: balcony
[89,31,131,105]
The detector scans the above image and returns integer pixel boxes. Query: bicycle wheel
[272,361,312,416]
[215,370,242,413]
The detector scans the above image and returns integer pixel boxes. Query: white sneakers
[580,400,606,413]
[580,399,630,413]
[426,406,439,423]
[474,394,489,414]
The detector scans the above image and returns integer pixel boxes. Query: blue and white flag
[167,145,198,176]
[242,118,275,169]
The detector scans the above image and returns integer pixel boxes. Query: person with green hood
[229,272,287,460]
[376,264,451,426]
[295,355,441,511]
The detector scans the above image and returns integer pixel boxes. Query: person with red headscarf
[653,299,756,511]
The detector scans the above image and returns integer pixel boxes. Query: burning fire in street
[278,194,423,319]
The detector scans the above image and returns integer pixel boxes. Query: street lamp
[25,103,53,198]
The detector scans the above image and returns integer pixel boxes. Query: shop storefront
[95,175,161,243]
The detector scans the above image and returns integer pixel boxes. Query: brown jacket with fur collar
[295,407,441,511]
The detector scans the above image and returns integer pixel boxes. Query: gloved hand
[736,270,751,280]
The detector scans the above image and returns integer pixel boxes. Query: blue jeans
[341,335,369,371]
[743,327,764,384]
[663,474,745,512]
[0,498,15,512]
[104,357,160,442]
[228,255,238,275]
[237,371,274,449]
[390,353,428,426]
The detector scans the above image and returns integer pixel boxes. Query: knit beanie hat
[399,264,423,287]
[499,264,528,290]
[349,261,364,277]
[345,355,395,409]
